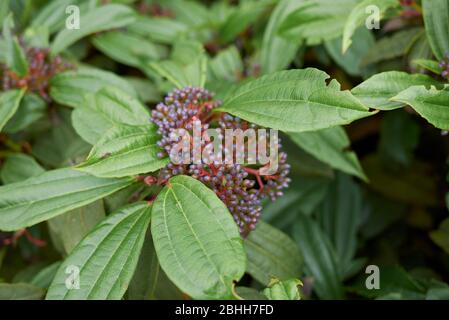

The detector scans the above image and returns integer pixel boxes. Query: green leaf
[0,168,133,231]
[325,27,375,77]
[217,69,373,132]
[23,26,50,48]
[288,126,366,180]
[72,87,151,145]
[125,77,161,103]
[50,67,137,108]
[315,173,363,278]
[77,124,168,178]
[32,109,91,167]
[3,92,46,133]
[50,4,137,55]
[0,283,45,300]
[422,0,449,60]
[430,218,449,255]
[379,110,420,168]
[362,155,438,207]
[128,230,183,300]
[30,262,62,289]
[427,288,449,300]
[352,71,442,110]
[349,266,425,299]
[263,278,302,300]
[92,31,166,69]
[263,177,331,230]
[3,14,28,77]
[391,85,449,129]
[218,1,268,43]
[31,0,85,34]
[413,59,442,74]
[164,0,210,27]
[293,214,344,299]
[150,41,207,88]
[342,0,398,53]
[209,46,243,82]
[128,16,188,44]
[0,89,25,132]
[46,202,152,300]
[0,38,6,64]
[48,200,106,256]
[244,221,303,285]
[0,0,9,27]
[0,153,45,184]
[261,0,304,75]
[151,175,246,299]
[361,28,423,66]
[279,0,359,45]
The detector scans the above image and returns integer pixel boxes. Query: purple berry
[150,87,291,237]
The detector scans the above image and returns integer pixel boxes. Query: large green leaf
[342,0,398,53]
[361,28,423,66]
[151,175,246,299]
[32,109,91,167]
[293,214,344,299]
[413,59,442,75]
[422,0,449,60]
[315,173,363,278]
[279,0,358,45]
[3,92,46,133]
[217,69,373,132]
[288,126,366,180]
[208,46,243,82]
[379,110,420,168]
[128,16,188,44]
[72,87,151,145]
[260,0,304,74]
[92,31,166,69]
[150,41,207,88]
[352,71,442,110]
[30,262,62,290]
[391,85,449,130]
[0,283,45,300]
[46,202,152,300]
[263,177,331,230]
[31,0,86,34]
[325,27,375,77]
[48,200,106,256]
[0,153,45,184]
[128,230,183,300]
[244,221,303,285]
[77,124,168,178]
[0,168,133,231]
[50,67,137,108]
[0,0,9,27]
[0,89,25,132]
[50,4,137,55]
[362,155,438,207]
[218,1,268,43]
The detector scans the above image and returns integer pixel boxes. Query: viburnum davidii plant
[1,0,449,301]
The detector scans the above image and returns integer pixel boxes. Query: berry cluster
[1,47,71,101]
[439,54,449,82]
[150,87,291,236]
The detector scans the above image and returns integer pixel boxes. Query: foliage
[0,0,448,301]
